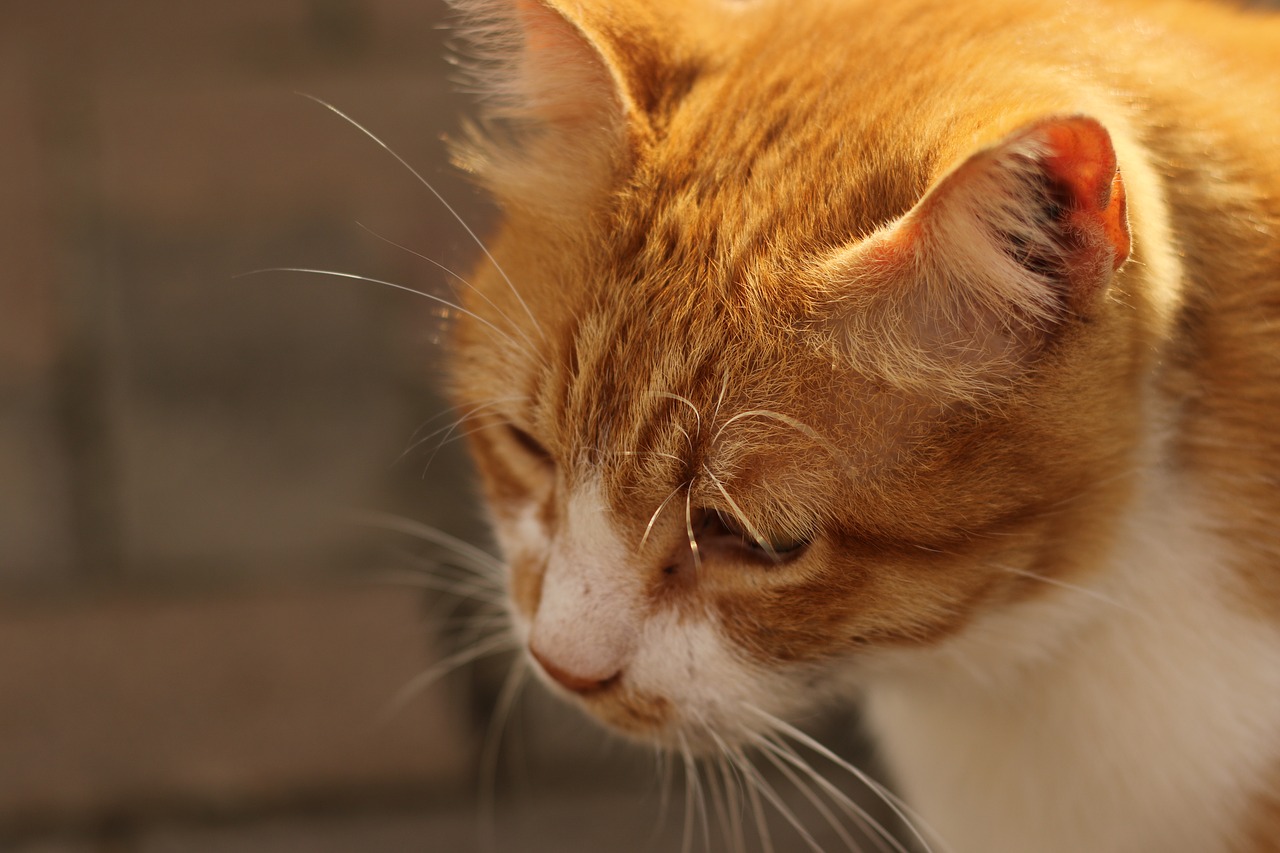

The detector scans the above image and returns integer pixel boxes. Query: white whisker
[706,751,732,851]
[240,267,528,355]
[716,749,749,853]
[712,408,846,465]
[653,748,678,847]
[479,659,530,853]
[398,396,528,465]
[754,734,900,853]
[672,420,695,455]
[679,732,697,853]
[379,632,518,725]
[370,568,504,602]
[730,745,826,853]
[348,511,505,576]
[640,480,689,552]
[755,736,864,852]
[703,464,778,561]
[685,483,703,573]
[711,370,731,428]
[687,744,712,852]
[297,93,546,343]
[748,707,950,853]
[737,745,775,853]
[659,391,703,439]
[354,221,542,358]
[995,563,1131,612]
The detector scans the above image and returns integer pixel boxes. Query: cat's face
[448,0,1143,748]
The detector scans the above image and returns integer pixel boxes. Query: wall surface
[1,1,498,849]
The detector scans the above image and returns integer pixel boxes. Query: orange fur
[445,0,1280,848]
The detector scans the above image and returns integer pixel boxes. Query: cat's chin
[540,669,820,757]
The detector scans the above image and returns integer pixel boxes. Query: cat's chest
[863,481,1280,853]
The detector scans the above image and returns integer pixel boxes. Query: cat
[438,0,1280,849]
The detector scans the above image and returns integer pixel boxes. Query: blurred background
[0,1,886,851]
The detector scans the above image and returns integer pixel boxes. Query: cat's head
[446,0,1151,748]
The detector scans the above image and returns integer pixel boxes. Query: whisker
[754,734,899,853]
[407,403,511,469]
[398,396,528,465]
[685,483,703,573]
[381,541,503,585]
[716,750,748,853]
[730,745,826,853]
[440,605,514,659]
[354,221,541,358]
[478,659,530,853]
[735,745,774,853]
[369,568,504,602]
[995,563,1132,611]
[706,751,732,852]
[297,93,546,343]
[425,611,511,631]
[708,733,752,853]
[687,744,712,853]
[348,511,505,576]
[659,391,703,439]
[748,707,949,853]
[379,632,518,725]
[640,480,690,552]
[678,732,696,853]
[653,748,677,848]
[420,419,511,474]
[672,421,695,456]
[755,736,863,852]
[240,267,527,356]
[703,465,779,562]
[711,408,848,466]
[710,370,731,429]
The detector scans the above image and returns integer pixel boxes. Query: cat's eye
[707,510,808,560]
[506,424,554,466]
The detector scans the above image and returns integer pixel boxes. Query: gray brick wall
[0,1,504,848]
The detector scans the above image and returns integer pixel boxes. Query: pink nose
[530,646,621,695]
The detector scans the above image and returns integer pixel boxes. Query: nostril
[530,646,622,695]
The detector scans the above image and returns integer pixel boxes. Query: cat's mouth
[528,654,677,737]
[528,650,787,754]
[589,685,676,736]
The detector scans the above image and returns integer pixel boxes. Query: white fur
[516,476,798,739]
[864,460,1280,852]
[528,477,642,680]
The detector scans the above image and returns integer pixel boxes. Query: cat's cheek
[489,503,553,626]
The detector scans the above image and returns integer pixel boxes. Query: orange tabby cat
[443,0,1280,849]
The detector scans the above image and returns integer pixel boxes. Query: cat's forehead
[630,22,942,256]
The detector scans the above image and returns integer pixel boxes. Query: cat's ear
[820,115,1131,394]
[449,0,656,208]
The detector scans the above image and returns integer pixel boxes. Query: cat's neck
[864,429,1280,852]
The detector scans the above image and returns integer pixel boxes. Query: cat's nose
[529,645,622,695]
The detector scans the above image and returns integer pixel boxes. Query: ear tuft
[448,0,639,208]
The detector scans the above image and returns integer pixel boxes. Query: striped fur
[446,0,1280,848]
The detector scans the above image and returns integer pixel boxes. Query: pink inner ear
[1029,116,1131,272]
[512,0,621,128]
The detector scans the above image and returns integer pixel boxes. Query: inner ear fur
[448,0,661,210]
[817,115,1132,396]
